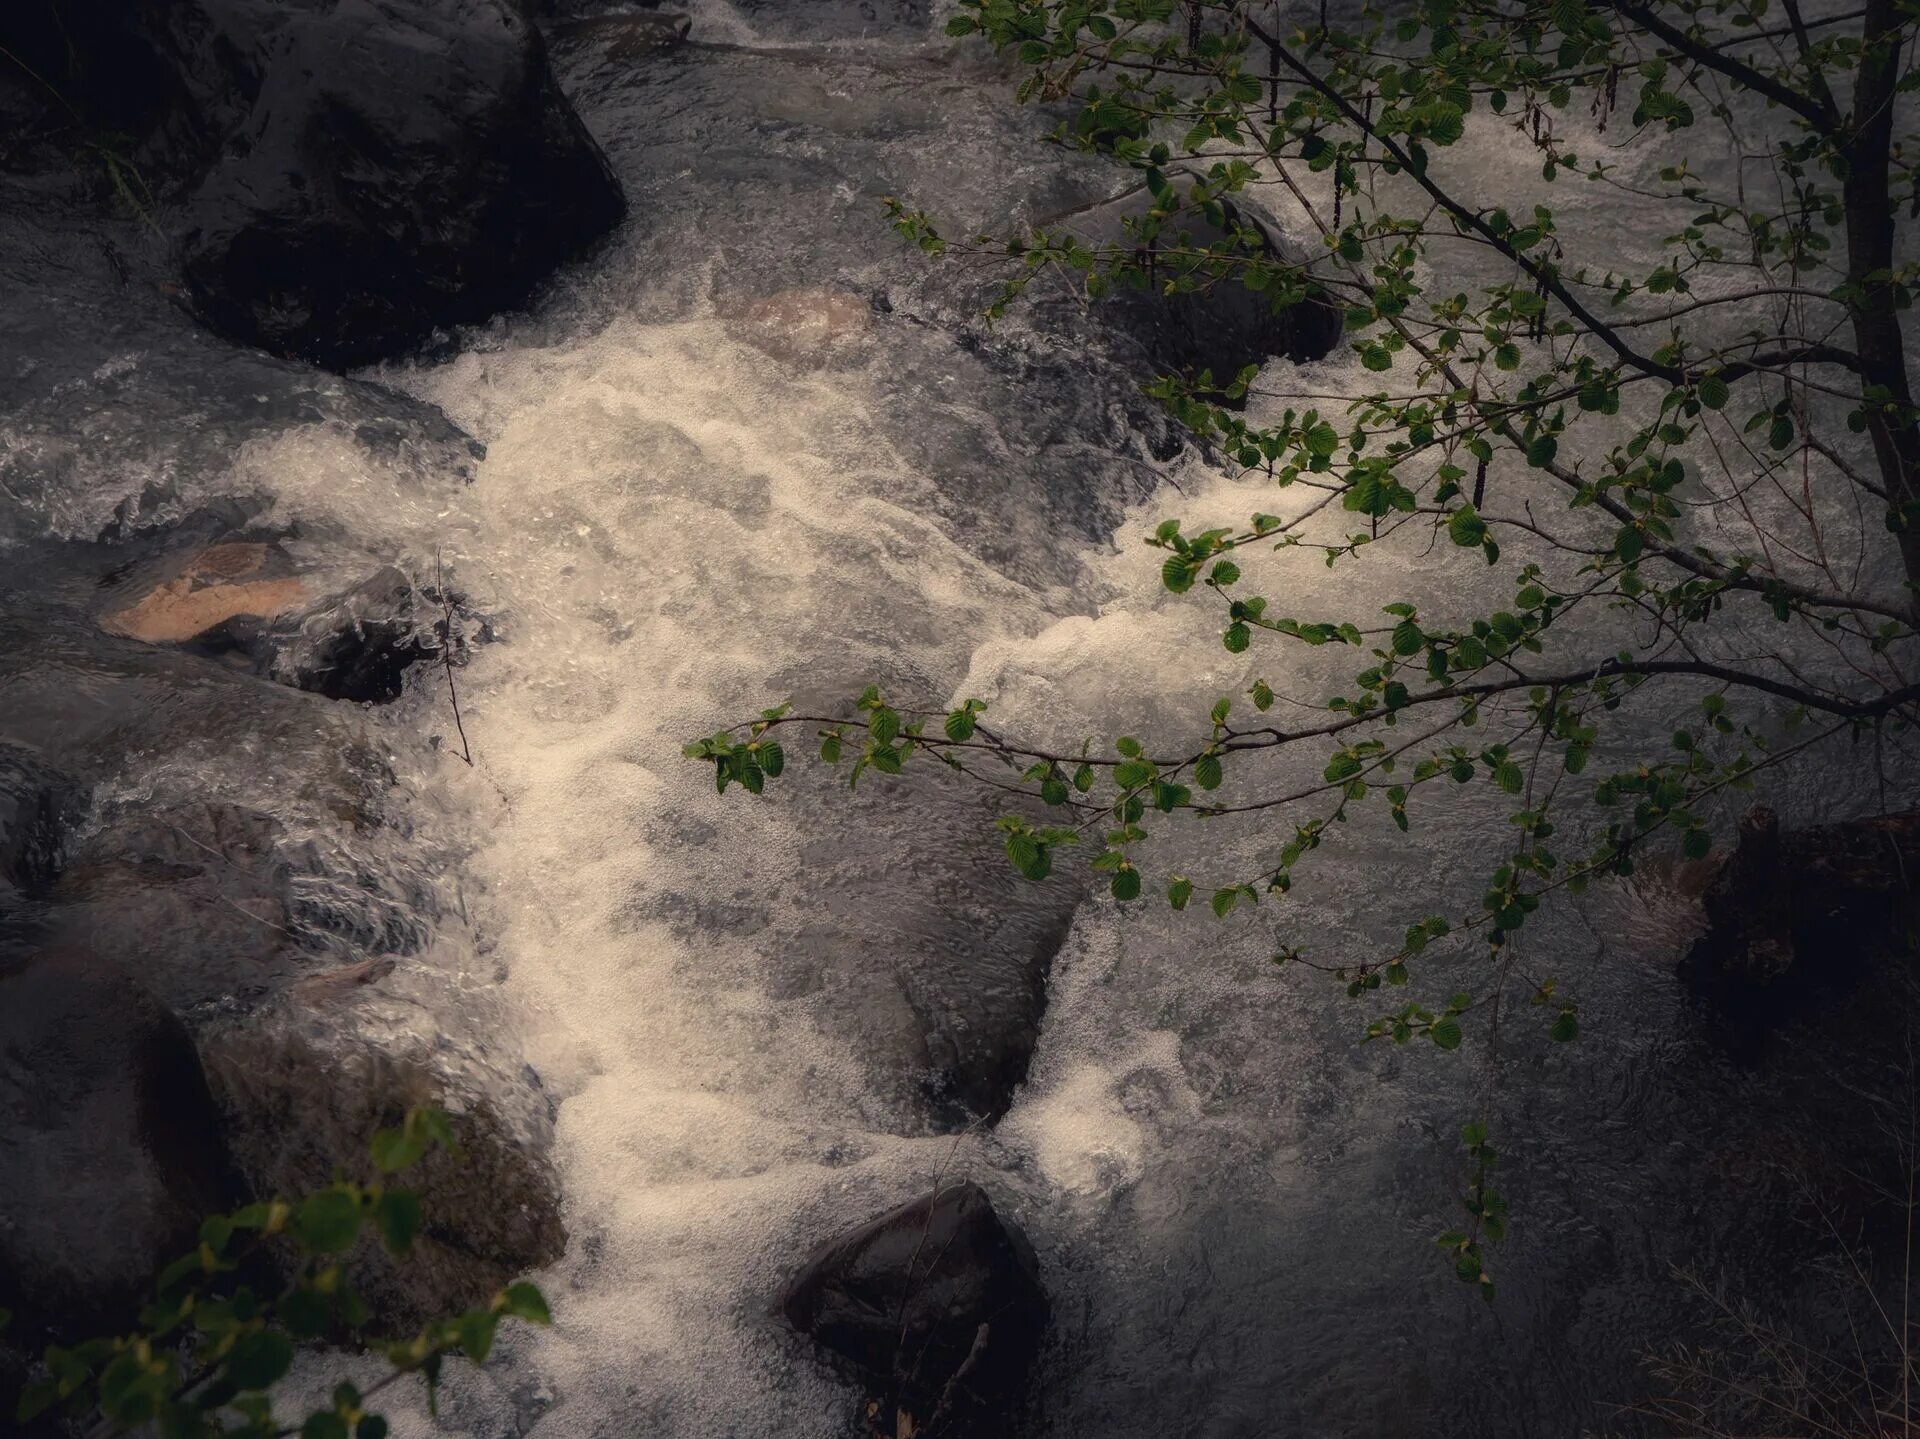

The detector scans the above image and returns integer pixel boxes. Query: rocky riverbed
[4,2,1918,1437]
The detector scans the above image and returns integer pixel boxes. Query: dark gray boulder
[779,1182,1047,1438]
[0,0,626,368]
[0,951,236,1339]
[180,0,625,367]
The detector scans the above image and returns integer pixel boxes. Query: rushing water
[4,3,1917,1436]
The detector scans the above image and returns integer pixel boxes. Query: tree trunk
[1843,0,1920,609]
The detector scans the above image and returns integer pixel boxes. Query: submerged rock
[0,951,235,1339]
[784,763,1080,1131]
[1039,185,1343,395]
[728,287,877,366]
[538,6,694,52]
[779,1182,1047,1438]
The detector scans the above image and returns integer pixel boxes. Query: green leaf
[373,1191,422,1258]
[295,1189,364,1254]
[17,1379,60,1424]
[370,1126,428,1176]
[1430,1019,1463,1051]
[1223,622,1251,653]
[358,1418,390,1439]
[1111,868,1142,901]
[1697,374,1729,409]
[1551,1008,1580,1042]
[1210,888,1240,918]
[870,707,900,746]
[758,741,785,778]
[943,709,976,742]
[303,1413,350,1439]
[457,1311,499,1365]
[1448,506,1487,547]
[281,1286,333,1339]
[502,1282,552,1325]
[226,1330,295,1391]
[1168,876,1193,910]
[1195,755,1223,790]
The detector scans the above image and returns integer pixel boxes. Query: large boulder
[198,1022,566,1333]
[180,0,625,367]
[779,1182,1047,1438]
[0,648,555,1337]
[0,0,626,367]
[0,951,236,1339]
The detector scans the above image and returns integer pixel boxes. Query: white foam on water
[327,32,1919,1437]
[360,306,1078,1435]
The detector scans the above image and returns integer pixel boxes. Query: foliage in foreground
[692,0,1920,1291]
[1,1108,551,1437]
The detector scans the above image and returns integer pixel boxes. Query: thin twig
[435,547,473,767]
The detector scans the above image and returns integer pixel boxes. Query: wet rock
[180,0,624,367]
[251,567,436,704]
[0,745,80,916]
[1683,804,1920,997]
[540,6,695,52]
[47,801,304,1012]
[0,951,235,1339]
[103,548,442,705]
[198,1024,566,1332]
[779,1182,1047,1439]
[101,542,312,643]
[1041,183,1343,395]
[0,1,249,187]
[782,763,1080,1131]
[0,0,624,367]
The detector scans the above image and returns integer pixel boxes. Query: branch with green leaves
[698,0,1920,1297]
